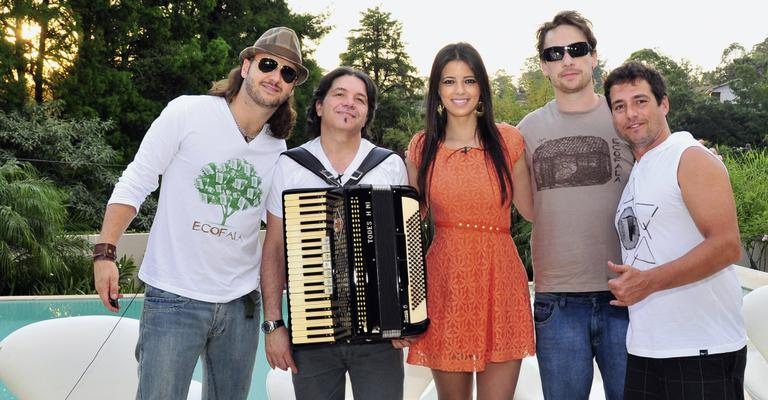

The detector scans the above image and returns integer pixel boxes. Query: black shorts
[624,346,747,400]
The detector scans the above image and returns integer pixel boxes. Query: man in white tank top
[605,61,746,400]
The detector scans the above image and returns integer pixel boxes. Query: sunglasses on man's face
[541,42,593,62]
[256,57,298,84]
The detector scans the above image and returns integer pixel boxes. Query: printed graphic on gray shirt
[532,135,612,190]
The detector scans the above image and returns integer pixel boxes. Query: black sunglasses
[256,57,298,84]
[541,42,593,62]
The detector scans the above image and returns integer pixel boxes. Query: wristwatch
[261,319,285,334]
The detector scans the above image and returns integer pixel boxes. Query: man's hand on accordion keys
[264,327,298,374]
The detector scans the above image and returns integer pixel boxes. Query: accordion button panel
[401,196,428,325]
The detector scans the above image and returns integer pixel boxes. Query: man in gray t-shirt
[517,11,633,400]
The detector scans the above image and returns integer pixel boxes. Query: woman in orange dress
[404,42,535,399]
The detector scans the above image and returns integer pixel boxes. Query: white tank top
[615,131,746,358]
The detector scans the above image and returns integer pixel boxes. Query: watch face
[261,320,284,334]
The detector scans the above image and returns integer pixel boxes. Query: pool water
[0,295,274,400]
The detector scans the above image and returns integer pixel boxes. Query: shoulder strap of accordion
[281,147,342,186]
[344,147,398,187]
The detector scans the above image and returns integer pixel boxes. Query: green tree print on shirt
[195,159,262,225]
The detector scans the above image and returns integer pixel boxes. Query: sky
[286,0,768,80]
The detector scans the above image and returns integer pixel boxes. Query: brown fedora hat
[239,27,309,85]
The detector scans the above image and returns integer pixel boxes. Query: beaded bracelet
[92,243,117,262]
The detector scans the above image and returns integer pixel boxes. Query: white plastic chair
[743,285,768,400]
[0,315,201,400]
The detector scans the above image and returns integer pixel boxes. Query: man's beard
[553,73,593,94]
[244,78,288,108]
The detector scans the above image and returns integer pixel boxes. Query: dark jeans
[534,291,629,400]
[292,342,403,400]
[624,346,747,400]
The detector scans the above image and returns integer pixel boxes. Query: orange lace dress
[406,124,535,372]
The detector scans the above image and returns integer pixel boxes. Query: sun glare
[20,22,41,41]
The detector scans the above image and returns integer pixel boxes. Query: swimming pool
[0,295,275,400]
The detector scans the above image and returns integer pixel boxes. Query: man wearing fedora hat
[93,26,306,399]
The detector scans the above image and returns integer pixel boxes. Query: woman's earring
[437,104,444,117]
[475,101,485,117]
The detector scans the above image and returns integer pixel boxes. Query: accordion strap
[281,146,398,187]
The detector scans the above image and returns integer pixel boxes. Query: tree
[712,38,768,112]
[719,43,747,67]
[0,102,145,231]
[1,0,332,232]
[517,55,554,114]
[50,0,330,155]
[626,49,701,95]
[0,0,79,103]
[0,0,32,109]
[722,148,768,270]
[625,49,707,133]
[0,33,26,111]
[491,70,523,124]
[626,45,768,147]
[340,6,424,148]
[673,101,768,147]
[592,58,608,94]
[0,160,91,295]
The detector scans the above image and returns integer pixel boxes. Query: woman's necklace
[447,127,480,154]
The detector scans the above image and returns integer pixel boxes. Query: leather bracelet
[93,243,117,262]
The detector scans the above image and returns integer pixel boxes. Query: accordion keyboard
[283,185,429,345]
[284,190,336,344]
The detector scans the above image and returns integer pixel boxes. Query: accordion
[282,184,429,345]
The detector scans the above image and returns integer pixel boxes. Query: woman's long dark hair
[417,42,513,205]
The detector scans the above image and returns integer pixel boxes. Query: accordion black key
[282,184,429,345]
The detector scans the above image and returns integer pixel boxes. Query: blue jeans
[135,285,261,400]
[534,291,629,400]
[292,342,403,400]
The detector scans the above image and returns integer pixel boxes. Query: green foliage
[195,159,263,225]
[0,35,26,111]
[44,0,330,154]
[626,48,768,147]
[673,100,768,148]
[517,55,555,114]
[340,6,424,146]
[116,254,143,294]
[492,69,536,125]
[710,38,768,111]
[722,147,768,270]
[0,159,141,294]
[0,102,132,231]
[287,57,326,148]
[0,160,92,295]
[381,110,423,153]
[2,0,81,103]
[626,49,707,131]
[512,210,533,280]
